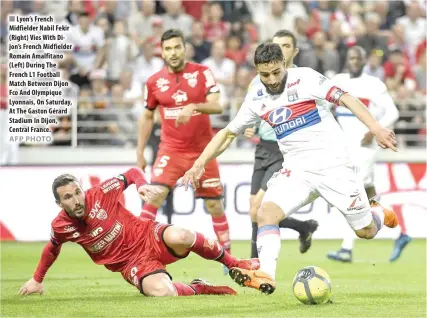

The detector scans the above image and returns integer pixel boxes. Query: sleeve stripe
[118,174,128,189]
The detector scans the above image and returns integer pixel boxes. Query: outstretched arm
[181,97,260,189]
[19,241,62,296]
[117,167,164,201]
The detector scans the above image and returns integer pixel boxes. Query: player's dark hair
[52,174,79,201]
[273,29,297,48]
[161,29,185,46]
[254,43,284,66]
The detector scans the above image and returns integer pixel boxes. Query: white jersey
[227,67,352,170]
[333,73,399,148]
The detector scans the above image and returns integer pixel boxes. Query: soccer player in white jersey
[181,43,399,294]
[326,46,411,263]
[245,30,318,259]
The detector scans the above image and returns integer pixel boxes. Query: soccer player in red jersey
[137,29,231,257]
[18,168,259,297]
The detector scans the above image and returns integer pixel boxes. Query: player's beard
[66,204,85,219]
[263,74,287,95]
[168,58,185,72]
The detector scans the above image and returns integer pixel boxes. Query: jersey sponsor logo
[172,90,188,105]
[257,89,263,96]
[90,226,103,238]
[156,78,170,92]
[287,78,300,89]
[64,225,76,233]
[268,106,293,125]
[87,221,123,253]
[203,69,215,87]
[101,178,121,193]
[72,232,81,238]
[163,106,201,119]
[183,71,199,88]
[347,193,365,211]
[261,100,321,138]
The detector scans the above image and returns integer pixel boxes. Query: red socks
[211,215,231,252]
[140,203,158,220]
[173,282,196,296]
[189,232,235,268]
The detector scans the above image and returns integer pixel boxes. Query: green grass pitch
[1,239,426,317]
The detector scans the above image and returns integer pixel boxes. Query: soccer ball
[292,266,332,305]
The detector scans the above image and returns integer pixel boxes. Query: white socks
[341,232,355,250]
[371,206,385,231]
[256,225,281,280]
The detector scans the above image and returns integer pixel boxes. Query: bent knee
[144,282,175,297]
[205,199,224,216]
[166,227,195,247]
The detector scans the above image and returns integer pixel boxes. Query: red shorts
[151,148,223,198]
[121,221,189,294]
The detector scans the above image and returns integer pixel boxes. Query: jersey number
[157,155,170,168]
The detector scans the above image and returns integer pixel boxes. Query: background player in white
[326,46,411,263]
[181,43,398,295]
[245,30,318,258]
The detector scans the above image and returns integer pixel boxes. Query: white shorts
[263,163,372,230]
[350,146,377,188]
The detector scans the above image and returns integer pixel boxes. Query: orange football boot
[370,199,398,228]
[229,268,276,295]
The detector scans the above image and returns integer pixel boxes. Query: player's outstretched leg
[162,226,259,272]
[354,199,398,240]
[141,272,236,296]
[230,201,285,295]
[327,187,378,263]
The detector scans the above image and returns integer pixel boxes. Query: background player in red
[18,168,259,297]
[136,29,231,260]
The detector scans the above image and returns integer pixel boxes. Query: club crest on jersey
[89,200,108,220]
[172,90,188,105]
[183,71,199,88]
[268,106,293,126]
[287,89,299,103]
[156,78,170,92]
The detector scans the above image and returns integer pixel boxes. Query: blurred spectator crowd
[0,0,425,148]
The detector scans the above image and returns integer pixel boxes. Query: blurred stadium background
[0,0,425,241]
[0,1,426,317]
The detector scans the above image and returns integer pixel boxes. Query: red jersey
[50,170,149,273]
[144,62,219,153]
